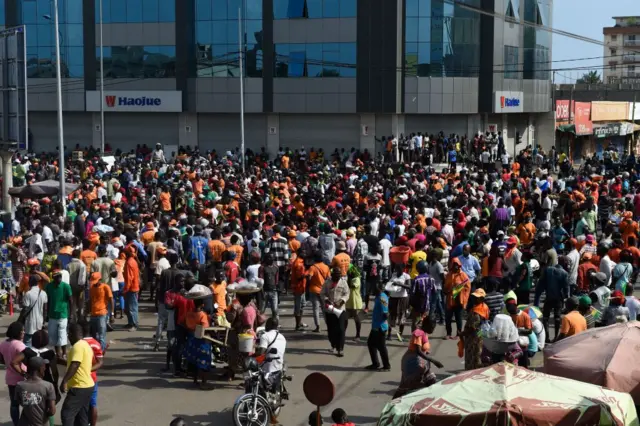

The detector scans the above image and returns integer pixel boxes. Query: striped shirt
[485,291,505,321]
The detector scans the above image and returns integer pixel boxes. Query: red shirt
[174,294,194,327]
[83,337,103,383]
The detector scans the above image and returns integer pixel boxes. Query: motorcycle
[232,352,292,426]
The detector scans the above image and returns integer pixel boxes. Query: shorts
[293,294,305,316]
[90,383,98,408]
[346,309,361,319]
[48,318,68,347]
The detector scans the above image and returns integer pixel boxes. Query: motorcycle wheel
[232,394,270,426]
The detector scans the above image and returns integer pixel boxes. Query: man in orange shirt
[80,240,97,277]
[556,297,587,341]
[306,253,330,333]
[123,246,140,331]
[159,186,172,213]
[208,229,226,266]
[290,254,307,331]
[140,222,156,246]
[227,235,244,269]
[331,241,351,277]
[89,271,113,350]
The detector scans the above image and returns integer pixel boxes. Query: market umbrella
[377,362,638,426]
[9,180,80,198]
[518,304,542,320]
[544,321,640,404]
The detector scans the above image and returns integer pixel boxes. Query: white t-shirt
[155,257,171,277]
[501,153,510,164]
[385,272,410,298]
[258,330,286,374]
[379,238,392,267]
[481,151,491,163]
[626,296,640,321]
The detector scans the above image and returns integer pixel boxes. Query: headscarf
[504,236,518,260]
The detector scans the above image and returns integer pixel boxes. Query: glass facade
[0,0,5,25]
[273,0,356,19]
[22,0,84,78]
[405,0,480,77]
[523,0,550,80]
[95,0,175,23]
[504,45,519,79]
[274,42,355,77]
[97,46,175,78]
[195,0,262,77]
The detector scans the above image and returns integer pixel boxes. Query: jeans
[445,306,463,337]
[24,333,33,347]
[61,386,93,426]
[430,290,445,321]
[125,292,139,328]
[173,324,187,373]
[367,329,390,369]
[90,315,108,351]
[264,291,279,320]
[309,292,322,328]
[155,304,168,345]
[8,385,19,426]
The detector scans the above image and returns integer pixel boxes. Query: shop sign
[574,102,593,135]
[591,101,629,121]
[494,91,524,113]
[85,91,183,112]
[555,100,573,121]
[593,123,621,139]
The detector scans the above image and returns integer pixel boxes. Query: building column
[178,113,198,148]
[360,113,376,154]
[527,114,535,148]
[1,153,12,215]
[91,113,101,151]
[501,114,511,156]
[392,114,405,138]
[266,114,279,160]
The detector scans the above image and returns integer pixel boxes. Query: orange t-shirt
[228,245,244,265]
[560,311,587,337]
[186,310,210,332]
[281,156,290,169]
[307,262,330,295]
[208,240,226,262]
[210,282,227,317]
[90,282,113,316]
[160,192,171,211]
[290,257,307,295]
[141,230,155,246]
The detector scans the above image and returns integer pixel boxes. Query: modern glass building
[6,0,552,155]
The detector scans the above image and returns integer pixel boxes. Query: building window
[97,46,175,78]
[196,0,263,77]
[522,0,550,80]
[504,45,519,79]
[506,0,519,21]
[630,65,636,74]
[611,35,617,41]
[611,48,617,55]
[22,0,84,77]
[273,0,356,19]
[96,0,175,23]
[611,64,617,71]
[405,0,481,77]
[274,43,356,77]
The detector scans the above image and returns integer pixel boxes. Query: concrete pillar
[266,114,280,160]
[391,114,405,138]
[1,153,11,216]
[527,114,535,148]
[501,114,511,156]
[360,113,376,154]
[178,113,198,149]
[91,113,101,151]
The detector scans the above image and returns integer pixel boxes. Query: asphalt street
[0,294,483,426]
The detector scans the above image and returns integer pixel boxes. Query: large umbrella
[9,180,80,198]
[544,321,640,404]
[377,362,638,426]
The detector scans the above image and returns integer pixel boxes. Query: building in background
[603,16,640,85]
[7,0,552,155]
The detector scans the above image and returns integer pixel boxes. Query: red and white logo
[105,96,116,107]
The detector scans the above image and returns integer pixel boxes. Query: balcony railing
[623,54,640,63]
[624,39,640,47]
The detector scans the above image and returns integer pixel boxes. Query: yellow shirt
[67,340,96,389]
[409,251,427,279]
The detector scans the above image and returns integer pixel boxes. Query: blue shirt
[189,235,208,265]
[449,150,457,162]
[459,254,481,282]
[372,293,389,332]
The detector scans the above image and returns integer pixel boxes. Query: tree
[576,71,602,84]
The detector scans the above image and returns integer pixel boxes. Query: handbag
[18,289,41,325]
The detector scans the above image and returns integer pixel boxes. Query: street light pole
[99,0,105,154]
[238,6,245,173]
[53,0,65,209]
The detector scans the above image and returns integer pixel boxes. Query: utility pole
[631,93,636,155]
[552,71,556,146]
[238,6,245,173]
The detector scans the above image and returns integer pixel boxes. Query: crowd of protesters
[0,131,637,425]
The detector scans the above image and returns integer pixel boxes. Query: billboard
[0,27,27,151]
[574,102,593,136]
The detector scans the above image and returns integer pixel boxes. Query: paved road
[0,295,478,426]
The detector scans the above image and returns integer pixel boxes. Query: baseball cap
[27,356,49,372]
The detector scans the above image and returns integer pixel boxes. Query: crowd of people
[0,133,637,425]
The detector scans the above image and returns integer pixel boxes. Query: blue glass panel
[22,1,37,24]
[26,25,38,47]
[196,21,212,43]
[419,0,431,16]
[323,0,339,18]
[418,42,430,64]
[111,0,126,22]
[288,50,305,77]
[142,0,159,22]
[158,0,175,21]
[212,43,230,60]
[340,0,356,17]
[246,0,262,19]
[273,0,288,19]
[287,0,304,18]
[227,19,238,45]
[418,17,431,42]
[339,43,355,76]
[127,0,143,22]
[212,21,227,43]
[0,0,5,25]
[65,24,83,46]
[212,0,226,19]
[96,0,112,23]
[306,43,322,77]
[405,17,418,42]
[245,20,262,44]
[228,0,240,19]
[307,0,322,18]
[66,0,83,22]
[196,0,212,20]
[37,0,51,19]
[323,43,340,75]
[406,0,419,17]
[36,24,51,47]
